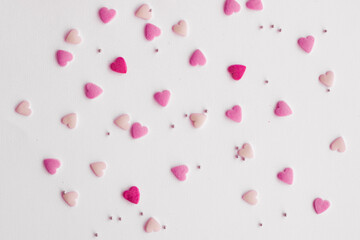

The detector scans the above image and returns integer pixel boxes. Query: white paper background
[1,0,360,239]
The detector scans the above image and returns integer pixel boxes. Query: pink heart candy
[144,23,161,41]
[62,191,79,207]
[84,83,103,99]
[56,50,73,67]
[99,7,116,24]
[242,190,258,205]
[123,186,140,204]
[144,217,161,233]
[171,165,189,181]
[319,71,334,88]
[90,162,107,177]
[131,122,148,139]
[246,0,263,10]
[227,65,246,80]
[154,90,171,107]
[15,100,32,116]
[64,29,82,44]
[135,4,152,20]
[110,57,127,74]
[189,49,206,66]
[224,0,241,15]
[298,35,315,53]
[330,137,346,153]
[226,105,242,123]
[274,101,292,117]
[114,114,131,130]
[277,168,293,185]
[313,198,330,214]
[43,158,61,175]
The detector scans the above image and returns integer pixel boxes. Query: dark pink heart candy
[227,65,246,80]
[123,186,140,204]
[110,57,127,74]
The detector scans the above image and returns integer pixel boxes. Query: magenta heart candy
[43,158,61,175]
[123,186,140,204]
[110,57,127,74]
[227,65,246,80]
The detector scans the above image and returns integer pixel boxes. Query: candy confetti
[313,198,330,214]
[84,83,103,99]
[319,71,334,88]
[277,168,294,185]
[227,65,246,80]
[61,113,77,129]
[43,158,61,175]
[62,191,79,207]
[237,143,254,159]
[171,165,189,181]
[123,186,140,204]
[56,50,73,67]
[144,217,161,233]
[172,20,188,36]
[15,100,32,116]
[131,122,148,139]
[298,36,315,53]
[242,190,258,205]
[189,113,207,128]
[274,101,292,117]
[64,29,82,44]
[189,49,206,66]
[98,7,116,24]
[225,105,242,123]
[114,114,131,130]
[246,0,263,10]
[144,23,161,41]
[135,4,152,20]
[154,90,171,107]
[90,162,107,177]
[330,137,346,153]
[110,57,127,74]
[224,0,241,16]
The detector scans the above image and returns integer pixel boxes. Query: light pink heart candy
[189,113,207,128]
[114,114,130,130]
[330,137,346,153]
[224,0,241,15]
[313,198,330,214]
[238,143,254,159]
[189,49,206,66]
[135,4,152,20]
[172,20,187,36]
[226,105,242,123]
[144,217,161,233]
[56,50,73,67]
[90,162,107,177]
[154,90,171,107]
[171,165,189,181]
[61,113,77,129]
[319,71,334,87]
[62,191,79,207]
[145,23,161,41]
[84,83,103,99]
[43,158,61,175]
[277,168,293,185]
[15,100,32,116]
[274,101,292,117]
[242,190,258,205]
[246,0,263,10]
[65,29,82,44]
[298,35,315,53]
[131,122,148,139]
[99,7,116,24]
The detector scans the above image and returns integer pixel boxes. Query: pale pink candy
[330,137,346,153]
[43,159,61,175]
[189,113,207,128]
[15,100,32,116]
[114,114,130,130]
[242,190,258,205]
[90,162,107,177]
[144,23,161,41]
[61,113,77,129]
[99,7,116,23]
[131,122,148,139]
[171,165,189,181]
[62,191,79,207]
[135,4,152,20]
[65,29,82,44]
[298,36,315,53]
[224,0,240,15]
[144,217,161,233]
[274,101,292,117]
[56,50,73,67]
[319,71,334,87]
[172,20,187,36]
[226,105,242,123]
[84,83,103,99]
[237,143,254,159]
[246,0,263,10]
[313,198,330,214]
[154,90,171,107]
[189,49,206,66]
[277,168,293,185]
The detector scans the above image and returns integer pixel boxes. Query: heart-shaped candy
[172,20,187,36]
[110,57,127,74]
[189,49,206,66]
[135,4,152,20]
[61,113,77,129]
[277,168,293,185]
[313,198,330,214]
[43,158,61,175]
[246,0,263,10]
[123,186,140,204]
[224,0,241,15]
[84,83,103,99]
[330,137,346,152]
[56,50,73,67]
[298,36,315,53]
[319,71,334,87]
[274,101,292,117]
[62,191,79,207]
[131,122,148,139]
[237,143,254,159]
[242,190,258,205]
[90,162,107,177]
[114,114,130,130]
[15,100,32,116]
[65,29,82,44]
[154,90,171,107]
[144,217,161,233]
[227,65,246,80]
[189,113,207,128]
[145,23,161,41]
[99,7,116,24]
[226,105,242,123]
[171,165,189,181]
